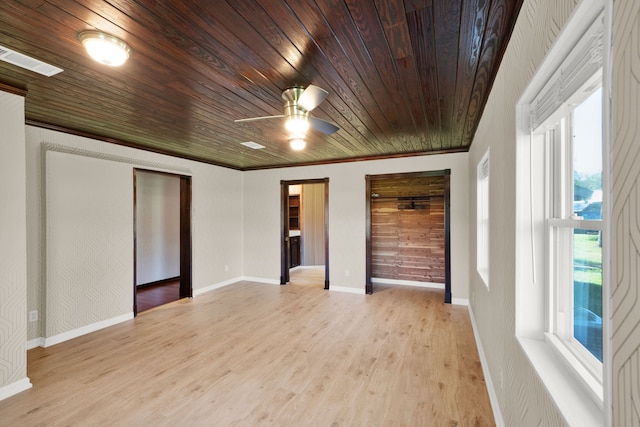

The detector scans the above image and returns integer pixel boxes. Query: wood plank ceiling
[0,0,523,170]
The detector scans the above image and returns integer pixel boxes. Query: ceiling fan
[234,84,339,150]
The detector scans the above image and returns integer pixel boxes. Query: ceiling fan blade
[234,115,284,123]
[298,85,328,111]
[310,117,339,134]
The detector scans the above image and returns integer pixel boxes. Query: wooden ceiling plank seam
[402,10,438,151]
[128,0,285,113]
[451,0,491,148]
[315,0,399,134]
[432,0,463,149]
[373,0,437,152]
[312,0,411,149]
[407,7,440,152]
[95,0,287,117]
[311,1,418,155]
[460,0,520,145]
[345,0,427,138]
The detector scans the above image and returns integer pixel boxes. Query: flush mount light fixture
[289,138,306,151]
[79,31,130,66]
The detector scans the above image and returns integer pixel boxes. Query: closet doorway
[133,169,192,315]
[280,178,329,288]
[365,170,451,303]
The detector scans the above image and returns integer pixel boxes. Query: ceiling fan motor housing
[282,87,311,136]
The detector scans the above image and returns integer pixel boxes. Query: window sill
[517,336,603,427]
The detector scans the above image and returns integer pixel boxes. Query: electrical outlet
[29,311,38,322]
[345,269,350,277]
[224,265,229,272]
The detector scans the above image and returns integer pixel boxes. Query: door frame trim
[365,170,451,303]
[133,169,193,315]
[280,178,330,289]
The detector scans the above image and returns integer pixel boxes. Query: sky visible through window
[573,87,603,176]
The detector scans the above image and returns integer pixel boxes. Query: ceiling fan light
[79,31,130,66]
[290,138,306,151]
[285,117,310,134]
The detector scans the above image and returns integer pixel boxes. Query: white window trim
[514,0,611,426]
[477,148,490,288]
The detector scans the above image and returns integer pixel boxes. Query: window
[545,85,603,370]
[515,0,607,422]
[477,149,489,287]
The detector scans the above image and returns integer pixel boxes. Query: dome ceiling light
[79,31,130,67]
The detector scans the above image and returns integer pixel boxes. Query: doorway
[133,169,192,315]
[280,178,329,288]
[365,170,451,303]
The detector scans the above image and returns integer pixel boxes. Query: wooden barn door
[366,170,451,303]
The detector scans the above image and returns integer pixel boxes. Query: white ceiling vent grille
[240,141,265,149]
[0,45,63,77]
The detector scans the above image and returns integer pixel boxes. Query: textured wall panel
[0,91,27,387]
[468,0,578,425]
[45,151,133,337]
[612,1,640,425]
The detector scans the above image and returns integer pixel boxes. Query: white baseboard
[0,377,32,402]
[329,285,365,295]
[26,337,45,350]
[44,313,134,348]
[194,277,243,296]
[240,276,280,285]
[371,277,445,289]
[468,305,504,427]
[451,298,469,306]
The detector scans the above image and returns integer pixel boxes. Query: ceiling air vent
[0,44,63,77]
[240,141,265,150]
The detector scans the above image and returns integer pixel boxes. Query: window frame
[477,148,490,288]
[514,0,610,424]
[539,87,604,383]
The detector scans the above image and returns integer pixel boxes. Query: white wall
[0,90,30,398]
[136,171,181,285]
[243,153,469,298]
[611,1,640,424]
[45,150,133,337]
[25,126,244,342]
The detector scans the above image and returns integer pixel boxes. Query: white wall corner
[26,338,45,350]
[0,378,32,402]
[468,305,504,427]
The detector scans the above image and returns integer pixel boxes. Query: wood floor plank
[0,276,494,426]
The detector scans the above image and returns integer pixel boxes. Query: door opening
[133,169,192,315]
[365,170,451,303]
[280,178,329,289]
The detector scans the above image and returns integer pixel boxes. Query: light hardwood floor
[0,277,493,426]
